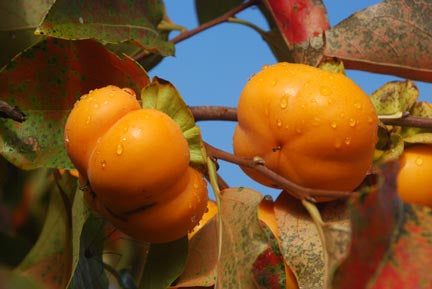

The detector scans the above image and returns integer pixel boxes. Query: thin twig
[0,100,26,122]
[134,0,259,61]
[204,142,352,201]
[380,115,432,128]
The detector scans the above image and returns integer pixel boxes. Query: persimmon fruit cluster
[233,63,379,196]
[64,85,208,243]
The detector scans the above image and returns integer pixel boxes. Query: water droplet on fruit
[320,86,331,96]
[295,127,302,134]
[312,117,321,126]
[349,118,357,127]
[93,103,99,109]
[272,79,278,86]
[85,116,91,124]
[280,98,288,109]
[123,126,129,133]
[101,160,106,169]
[344,137,351,145]
[116,144,123,155]
[103,100,108,105]
[121,137,127,142]
[276,119,282,128]
[262,64,269,70]
[331,121,337,129]
[334,140,342,149]
[301,104,305,109]
[64,135,70,143]
[416,157,424,166]
[368,116,374,124]
[193,183,199,189]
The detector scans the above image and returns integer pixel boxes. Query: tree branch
[0,101,26,122]
[204,142,352,201]
[189,105,432,129]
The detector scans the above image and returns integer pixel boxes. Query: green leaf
[68,214,108,289]
[195,0,243,24]
[14,172,77,289]
[141,77,206,165]
[0,38,149,169]
[216,187,268,289]
[36,0,174,56]
[370,80,418,116]
[402,102,432,144]
[0,231,32,267]
[0,268,45,289]
[374,133,404,163]
[139,237,188,289]
[0,1,53,68]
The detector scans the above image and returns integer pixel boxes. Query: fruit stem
[204,142,352,201]
[207,157,224,270]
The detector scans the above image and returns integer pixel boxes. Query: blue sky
[150,0,432,199]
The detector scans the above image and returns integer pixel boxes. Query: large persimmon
[233,63,378,193]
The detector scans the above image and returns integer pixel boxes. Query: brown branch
[0,101,26,122]
[189,106,237,121]
[204,142,352,202]
[189,105,432,129]
[171,0,259,44]
[134,0,259,61]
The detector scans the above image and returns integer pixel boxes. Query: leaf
[0,231,32,267]
[275,192,350,289]
[261,0,329,46]
[141,77,206,165]
[324,0,432,82]
[0,0,52,68]
[216,187,268,289]
[332,161,432,289]
[36,0,173,56]
[402,102,432,144]
[139,237,188,289]
[195,0,243,24]
[14,172,77,289]
[0,268,46,289]
[370,80,418,116]
[252,223,287,289]
[175,218,218,287]
[67,188,108,289]
[374,133,404,164]
[0,38,149,169]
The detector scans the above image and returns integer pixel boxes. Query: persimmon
[188,199,218,239]
[64,85,140,178]
[89,167,208,243]
[233,62,378,193]
[397,144,432,207]
[87,108,190,214]
[65,85,208,243]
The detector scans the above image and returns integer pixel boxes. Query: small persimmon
[397,144,432,207]
[64,85,140,177]
[87,108,190,214]
[233,62,378,194]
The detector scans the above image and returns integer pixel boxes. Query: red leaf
[332,161,432,289]
[0,38,149,169]
[324,0,432,82]
[262,0,329,45]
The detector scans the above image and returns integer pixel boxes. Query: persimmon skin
[92,167,208,243]
[397,145,432,207]
[234,63,378,193]
[88,109,190,214]
[64,85,140,177]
